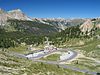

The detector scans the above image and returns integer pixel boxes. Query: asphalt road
[11,48,97,75]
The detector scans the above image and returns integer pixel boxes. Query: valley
[0,8,100,75]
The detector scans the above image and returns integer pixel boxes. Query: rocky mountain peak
[8,9,32,21]
[0,8,32,26]
[80,19,93,34]
[8,9,22,13]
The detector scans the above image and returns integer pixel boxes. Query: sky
[0,0,100,18]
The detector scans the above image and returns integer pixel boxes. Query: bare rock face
[32,18,85,30]
[8,9,32,21]
[0,8,32,26]
[80,19,93,35]
[0,8,85,31]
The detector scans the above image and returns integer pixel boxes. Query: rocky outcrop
[0,8,32,26]
[80,19,93,35]
[8,9,32,21]
[0,8,85,30]
[33,18,85,30]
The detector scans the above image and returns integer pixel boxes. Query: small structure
[27,45,33,50]
[26,37,57,58]
[44,37,57,53]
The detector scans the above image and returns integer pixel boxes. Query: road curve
[11,48,97,75]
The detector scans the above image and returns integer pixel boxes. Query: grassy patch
[68,57,100,72]
[8,45,28,54]
[41,54,60,61]
[8,44,44,54]
[67,38,100,73]
[0,50,90,75]
[78,39,100,52]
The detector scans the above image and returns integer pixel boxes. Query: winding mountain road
[11,48,97,75]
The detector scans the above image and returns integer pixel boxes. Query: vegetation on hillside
[0,19,100,49]
[0,28,45,48]
[0,50,90,75]
[0,19,100,75]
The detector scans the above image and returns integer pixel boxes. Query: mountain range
[0,8,85,31]
[0,8,100,49]
[0,8,100,35]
